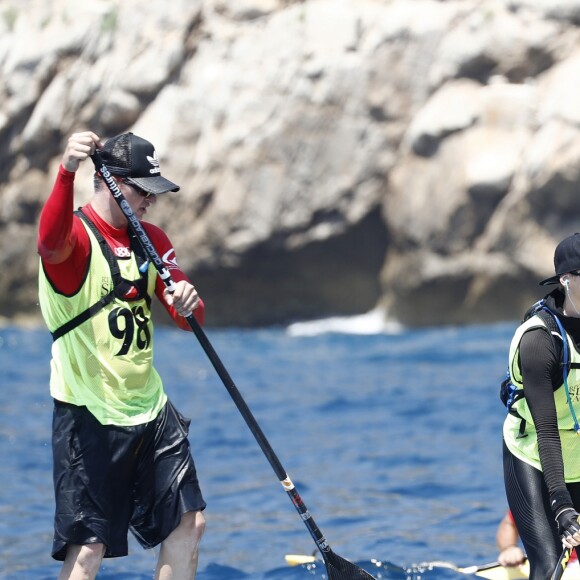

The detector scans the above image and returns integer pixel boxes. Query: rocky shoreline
[2,0,580,327]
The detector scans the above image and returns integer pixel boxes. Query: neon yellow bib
[38,220,166,426]
[503,315,580,481]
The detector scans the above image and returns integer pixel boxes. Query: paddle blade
[323,550,378,580]
[285,554,317,566]
[475,561,528,580]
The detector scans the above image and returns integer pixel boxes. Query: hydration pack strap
[51,291,115,341]
[515,306,575,436]
[50,210,151,342]
[79,210,152,309]
[543,307,580,434]
[504,304,567,437]
[79,210,121,278]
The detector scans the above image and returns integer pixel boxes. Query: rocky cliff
[2,0,580,327]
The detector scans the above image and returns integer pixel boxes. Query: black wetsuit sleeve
[519,327,570,501]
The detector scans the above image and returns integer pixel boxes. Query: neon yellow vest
[38,220,166,426]
[503,315,580,481]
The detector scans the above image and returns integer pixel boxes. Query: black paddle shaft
[91,151,377,580]
[551,548,573,580]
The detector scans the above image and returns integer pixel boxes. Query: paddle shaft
[91,151,336,559]
[551,548,573,580]
[452,547,573,580]
[431,560,507,575]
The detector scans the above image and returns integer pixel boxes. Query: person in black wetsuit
[503,233,580,579]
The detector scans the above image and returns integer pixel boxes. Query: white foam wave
[286,308,403,337]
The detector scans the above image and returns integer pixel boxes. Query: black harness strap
[510,307,565,437]
[50,210,151,342]
[51,292,116,341]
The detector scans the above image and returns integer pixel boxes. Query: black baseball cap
[99,132,180,195]
[539,233,580,285]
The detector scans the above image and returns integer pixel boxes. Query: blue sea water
[0,316,517,579]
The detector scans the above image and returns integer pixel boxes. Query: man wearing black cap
[502,233,580,579]
[38,131,206,579]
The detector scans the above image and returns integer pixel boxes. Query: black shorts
[51,399,206,560]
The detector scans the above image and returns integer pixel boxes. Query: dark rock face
[196,207,388,326]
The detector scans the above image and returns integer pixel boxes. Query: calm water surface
[0,318,516,579]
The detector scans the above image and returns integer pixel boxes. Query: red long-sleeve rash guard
[38,165,204,331]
